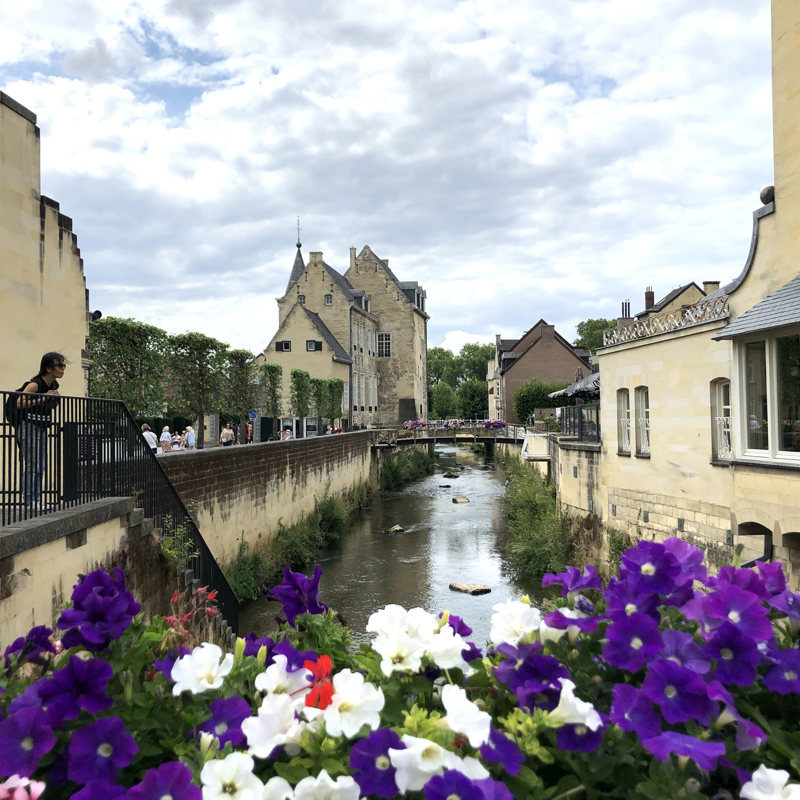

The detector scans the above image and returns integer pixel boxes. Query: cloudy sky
[2,0,774,354]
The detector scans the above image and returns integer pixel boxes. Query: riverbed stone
[452,496,470,504]
[439,484,451,488]
[387,524,405,533]
[442,472,460,479]
[450,582,491,595]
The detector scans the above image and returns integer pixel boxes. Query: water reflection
[239,445,541,645]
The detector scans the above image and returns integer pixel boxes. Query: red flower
[303,654,334,709]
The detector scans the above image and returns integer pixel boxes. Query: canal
[239,444,541,645]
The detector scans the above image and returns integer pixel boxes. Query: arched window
[617,389,630,454]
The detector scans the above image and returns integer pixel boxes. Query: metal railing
[559,404,601,443]
[1,390,239,632]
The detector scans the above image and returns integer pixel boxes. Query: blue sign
[248,409,258,420]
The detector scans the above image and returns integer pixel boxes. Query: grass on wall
[379,448,436,491]
[225,482,374,602]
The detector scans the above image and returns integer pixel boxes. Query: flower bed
[483,420,505,429]
[1,540,800,798]
[401,420,427,430]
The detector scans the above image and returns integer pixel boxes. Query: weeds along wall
[159,431,380,565]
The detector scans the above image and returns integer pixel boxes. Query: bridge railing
[1,390,239,631]
[398,420,527,441]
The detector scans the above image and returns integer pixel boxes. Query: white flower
[201,752,264,800]
[426,626,470,670]
[441,684,491,747]
[323,669,385,738]
[242,692,306,758]
[489,600,542,645]
[367,604,436,643]
[371,629,426,676]
[547,678,602,731]
[263,776,294,800]
[741,765,800,800]
[171,642,234,696]
[293,769,360,800]
[254,653,311,700]
[366,603,409,634]
[454,756,490,780]
[389,734,461,793]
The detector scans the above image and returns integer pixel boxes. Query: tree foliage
[513,378,571,422]
[310,378,326,418]
[574,317,615,352]
[223,349,257,424]
[87,317,169,418]
[456,378,488,419]
[323,379,344,425]
[426,347,458,389]
[290,369,312,421]
[456,342,495,384]
[429,382,457,419]
[255,362,282,419]
[168,332,229,448]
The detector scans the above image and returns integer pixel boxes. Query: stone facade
[0,92,92,396]
[260,244,428,429]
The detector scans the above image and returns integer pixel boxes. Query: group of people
[140,424,196,454]
[219,421,254,446]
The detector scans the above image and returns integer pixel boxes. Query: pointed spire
[285,218,306,294]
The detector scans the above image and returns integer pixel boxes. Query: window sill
[710,458,732,467]
[635,452,651,459]
[617,450,631,457]
[731,458,800,473]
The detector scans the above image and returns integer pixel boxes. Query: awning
[548,372,600,398]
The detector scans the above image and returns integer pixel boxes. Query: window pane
[777,334,800,452]
[745,341,768,450]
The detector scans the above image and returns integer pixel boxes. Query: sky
[1,0,774,355]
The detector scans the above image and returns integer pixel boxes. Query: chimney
[309,251,323,266]
[350,247,356,270]
[621,299,630,319]
[703,281,720,295]
[644,286,655,310]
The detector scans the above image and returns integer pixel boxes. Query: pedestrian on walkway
[160,426,173,453]
[220,423,235,446]
[141,424,158,454]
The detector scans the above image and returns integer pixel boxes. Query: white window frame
[735,330,800,463]
[378,332,392,358]
[324,294,333,306]
[617,389,630,454]
[635,386,650,456]
[711,378,732,461]
[298,295,306,305]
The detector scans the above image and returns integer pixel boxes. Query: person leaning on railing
[15,352,66,511]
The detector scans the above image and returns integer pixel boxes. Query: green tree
[323,379,345,427]
[86,317,169,417]
[429,382,457,419]
[513,379,571,423]
[456,378,488,419]
[427,347,458,389]
[573,318,615,352]
[223,349,258,427]
[255,362,282,419]
[168,332,229,448]
[290,369,312,423]
[310,378,326,418]
[455,342,495,384]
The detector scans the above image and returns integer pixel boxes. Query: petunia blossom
[740,764,800,800]
[323,669,385,738]
[0,775,46,800]
[0,707,56,778]
[489,600,542,646]
[254,653,311,700]
[350,728,405,799]
[171,643,234,696]
[200,752,264,800]
[242,692,308,758]
[127,762,201,800]
[198,696,252,748]
[389,735,462,794]
[67,716,138,785]
[547,679,602,731]
[268,565,328,627]
[441,684,491,747]
[423,769,484,800]
[642,731,725,771]
[640,659,713,725]
[292,769,360,800]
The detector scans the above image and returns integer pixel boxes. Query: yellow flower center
[21,736,34,752]
[375,755,390,770]
[720,648,733,660]
[630,637,643,650]
[728,610,741,624]
[97,742,113,758]
[641,562,656,576]
[664,685,677,699]
[785,671,797,681]
[625,603,637,615]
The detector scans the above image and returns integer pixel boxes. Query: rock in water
[439,484,451,488]
[452,496,470,504]
[450,582,491,595]
[442,472,459,479]
[387,524,405,533]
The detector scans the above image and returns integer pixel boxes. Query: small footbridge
[393,421,528,446]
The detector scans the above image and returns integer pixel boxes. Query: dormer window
[324,294,332,306]
[298,295,306,305]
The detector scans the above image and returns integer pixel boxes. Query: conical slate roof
[285,242,305,294]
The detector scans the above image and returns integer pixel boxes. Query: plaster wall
[0,93,90,396]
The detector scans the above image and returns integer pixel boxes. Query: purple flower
[4,626,56,672]
[768,588,800,621]
[756,560,788,596]
[37,654,113,724]
[424,770,483,800]
[658,629,709,674]
[479,727,524,775]
[763,647,800,694]
[67,716,138,784]
[198,696,251,747]
[474,778,514,800]
[543,608,602,634]
[602,613,663,672]
[440,612,473,637]
[706,682,767,751]
[542,565,602,596]
[240,633,276,659]
[8,679,46,715]
[640,659,713,725]
[493,642,569,711]
[702,622,761,686]
[709,565,769,599]
[609,684,661,741]
[57,568,141,652]
[0,707,56,777]
[603,577,661,622]
[270,640,317,670]
[642,731,725,771]
[71,780,127,800]
[350,728,406,799]
[461,641,484,663]
[684,585,772,643]
[662,537,707,587]
[556,721,604,752]
[267,565,328,627]
[127,762,201,800]
[620,541,680,596]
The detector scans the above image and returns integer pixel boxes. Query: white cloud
[0,0,773,355]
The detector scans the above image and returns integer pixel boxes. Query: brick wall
[159,431,379,565]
